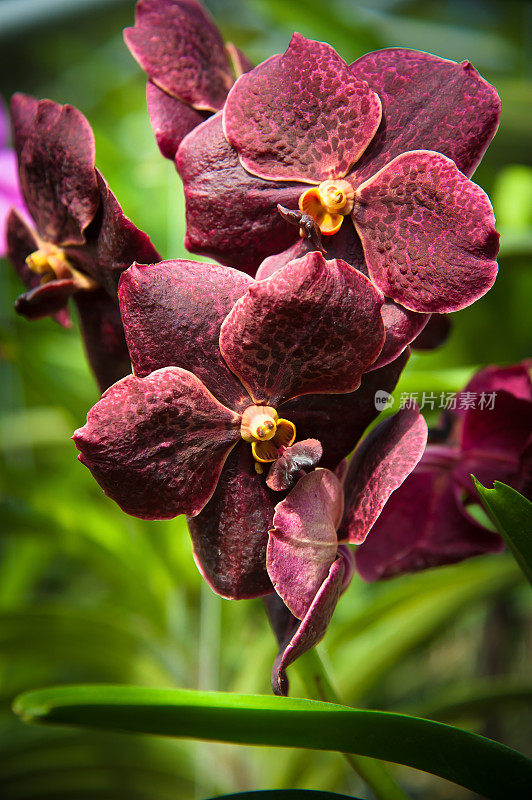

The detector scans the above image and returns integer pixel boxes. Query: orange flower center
[298,179,354,235]
[240,405,296,472]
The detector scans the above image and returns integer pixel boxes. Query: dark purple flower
[355,363,532,581]
[0,97,28,257]
[176,35,500,317]
[124,0,252,161]
[265,405,427,694]
[7,94,160,390]
[73,252,413,600]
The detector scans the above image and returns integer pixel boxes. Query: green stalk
[294,648,411,800]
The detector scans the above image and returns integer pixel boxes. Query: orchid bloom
[73,252,417,600]
[355,363,532,581]
[266,405,427,694]
[174,32,500,319]
[7,94,160,391]
[124,0,252,161]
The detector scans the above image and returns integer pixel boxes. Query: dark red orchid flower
[7,94,160,391]
[175,33,500,315]
[265,405,427,694]
[73,251,415,601]
[355,363,532,581]
[124,0,252,161]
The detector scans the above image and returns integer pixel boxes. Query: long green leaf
[473,479,532,585]
[13,685,532,800]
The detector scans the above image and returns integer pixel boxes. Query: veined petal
[223,33,381,183]
[187,444,275,599]
[146,80,208,161]
[73,367,241,519]
[16,98,99,246]
[267,469,343,620]
[74,289,132,393]
[338,405,427,544]
[350,49,500,182]
[353,150,499,313]
[177,114,301,274]
[219,252,385,406]
[119,260,252,410]
[124,0,234,111]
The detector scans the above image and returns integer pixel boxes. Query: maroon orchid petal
[339,406,428,544]
[220,252,385,406]
[73,289,132,393]
[355,463,503,581]
[283,349,410,471]
[266,439,323,491]
[353,150,499,313]
[82,171,161,295]
[177,114,301,274]
[10,93,38,160]
[6,208,40,290]
[146,80,208,161]
[369,300,429,371]
[223,33,381,183]
[73,367,241,520]
[124,0,234,112]
[267,469,343,619]
[410,313,452,351]
[461,362,532,402]
[272,555,346,696]
[256,239,314,281]
[14,277,76,321]
[187,444,275,599]
[119,260,252,410]
[16,98,99,246]
[460,390,532,458]
[350,49,500,182]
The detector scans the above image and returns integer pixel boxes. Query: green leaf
[13,685,532,800]
[473,479,532,585]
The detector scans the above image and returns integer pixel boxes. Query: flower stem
[294,648,411,800]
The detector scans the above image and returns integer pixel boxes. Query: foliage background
[0,0,531,797]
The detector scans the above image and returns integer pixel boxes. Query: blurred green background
[0,1,531,798]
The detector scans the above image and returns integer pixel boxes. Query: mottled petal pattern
[350,49,500,182]
[353,151,499,313]
[124,0,234,111]
[187,444,275,599]
[223,33,381,183]
[119,260,252,410]
[338,406,427,544]
[177,115,301,273]
[267,468,343,619]
[73,367,241,519]
[220,252,385,406]
[146,80,208,161]
[15,98,99,245]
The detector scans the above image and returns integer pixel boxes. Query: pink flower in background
[0,98,27,257]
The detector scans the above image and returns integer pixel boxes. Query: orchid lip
[240,405,296,467]
[298,179,354,236]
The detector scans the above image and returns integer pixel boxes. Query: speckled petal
[177,114,301,274]
[119,260,252,410]
[15,98,99,246]
[146,80,208,161]
[355,462,503,581]
[14,278,76,321]
[282,349,410,471]
[339,406,427,544]
[124,0,233,112]
[266,439,323,491]
[220,252,385,406]
[223,33,381,183]
[369,300,429,371]
[350,49,500,182]
[187,444,275,599]
[267,469,343,620]
[353,150,499,313]
[74,289,132,393]
[272,554,346,696]
[73,367,241,519]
